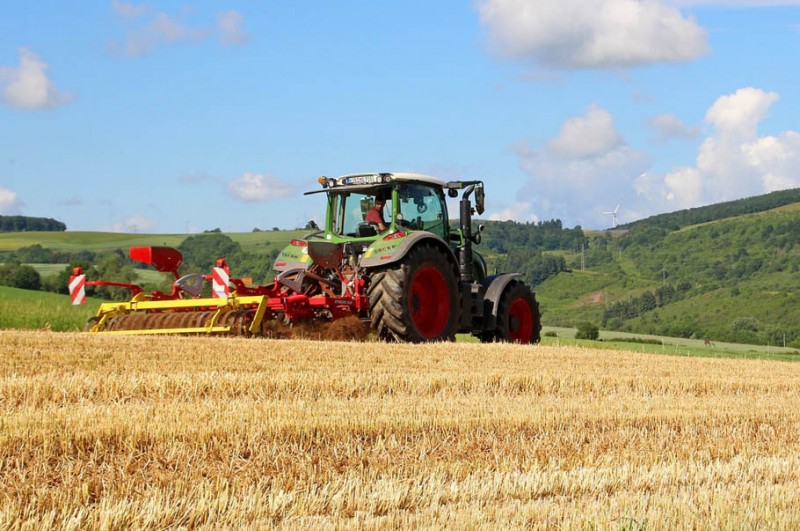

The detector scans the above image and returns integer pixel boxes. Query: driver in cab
[366,192,388,232]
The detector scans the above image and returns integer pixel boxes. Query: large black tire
[367,243,460,343]
[480,280,541,344]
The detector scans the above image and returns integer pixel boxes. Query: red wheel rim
[409,265,450,338]
[508,298,534,343]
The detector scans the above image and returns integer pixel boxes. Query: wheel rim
[409,265,450,338]
[508,298,534,343]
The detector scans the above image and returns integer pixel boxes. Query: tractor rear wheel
[481,280,541,344]
[367,243,460,342]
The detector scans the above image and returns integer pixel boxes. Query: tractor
[72,172,541,343]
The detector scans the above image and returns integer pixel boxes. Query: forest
[0,215,66,232]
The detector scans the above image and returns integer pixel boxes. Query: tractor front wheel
[367,244,460,343]
[481,280,541,344]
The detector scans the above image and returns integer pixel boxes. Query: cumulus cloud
[548,104,623,159]
[0,48,74,109]
[638,87,800,211]
[478,0,708,69]
[648,113,700,142]
[217,11,249,46]
[513,104,650,227]
[227,172,294,202]
[0,188,23,214]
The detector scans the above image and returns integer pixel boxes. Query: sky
[1,1,800,233]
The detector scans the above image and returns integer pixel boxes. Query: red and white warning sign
[212,267,230,298]
[69,274,87,305]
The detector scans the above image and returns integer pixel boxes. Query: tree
[179,233,241,271]
[9,265,41,290]
[575,321,599,340]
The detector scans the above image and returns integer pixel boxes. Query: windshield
[332,190,392,237]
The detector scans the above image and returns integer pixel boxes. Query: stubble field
[2,330,800,528]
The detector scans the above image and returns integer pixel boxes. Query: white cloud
[704,87,778,139]
[478,0,708,69]
[667,1,800,5]
[227,172,294,202]
[514,105,650,226]
[488,201,540,222]
[0,48,74,109]
[637,88,800,212]
[663,167,704,207]
[217,11,249,46]
[548,104,622,159]
[0,188,23,214]
[105,214,158,233]
[648,113,699,142]
[111,5,249,57]
[112,8,210,57]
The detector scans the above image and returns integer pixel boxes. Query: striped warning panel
[69,274,86,305]
[212,267,230,298]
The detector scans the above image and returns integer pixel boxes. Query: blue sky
[1,1,799,233]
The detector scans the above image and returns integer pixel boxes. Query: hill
[537,204,800,347]
[615,187,800,232]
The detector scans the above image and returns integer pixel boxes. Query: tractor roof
[305,172,449,195]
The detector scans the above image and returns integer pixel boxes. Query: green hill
[615,188,800,232]
[538,204,800,347]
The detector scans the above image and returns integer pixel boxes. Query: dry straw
[2,331,800,528]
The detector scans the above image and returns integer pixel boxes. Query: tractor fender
[273,240,314,272]
[360,231,457,271]
[482,273,523,320]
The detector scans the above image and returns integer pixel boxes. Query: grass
[541,326,800,362]
[2,331,800,527]
[0,230,308,254]
[0,286,100,332]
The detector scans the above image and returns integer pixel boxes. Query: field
[2,331,800,528]
[0,230,308,254]
[0,286,100,332]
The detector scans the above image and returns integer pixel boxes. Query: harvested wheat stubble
[1,330,800,529]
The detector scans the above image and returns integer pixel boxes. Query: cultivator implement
[71,245,369,337]
[86,296,270,335]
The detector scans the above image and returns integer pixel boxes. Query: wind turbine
[603,204,620,228]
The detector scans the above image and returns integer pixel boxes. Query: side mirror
[475,186,485,215]
[448,188,458,198]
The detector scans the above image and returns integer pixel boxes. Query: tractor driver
[365,191,388,232]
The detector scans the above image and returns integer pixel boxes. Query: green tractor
[274,172,541,343]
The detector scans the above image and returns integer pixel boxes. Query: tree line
[617,187,800,232]
[0,216,66,232]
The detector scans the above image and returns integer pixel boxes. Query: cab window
[397,184,447,239]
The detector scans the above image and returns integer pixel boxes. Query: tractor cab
[307,173,453,242]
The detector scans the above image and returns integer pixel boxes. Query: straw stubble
[1,331,799,528]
